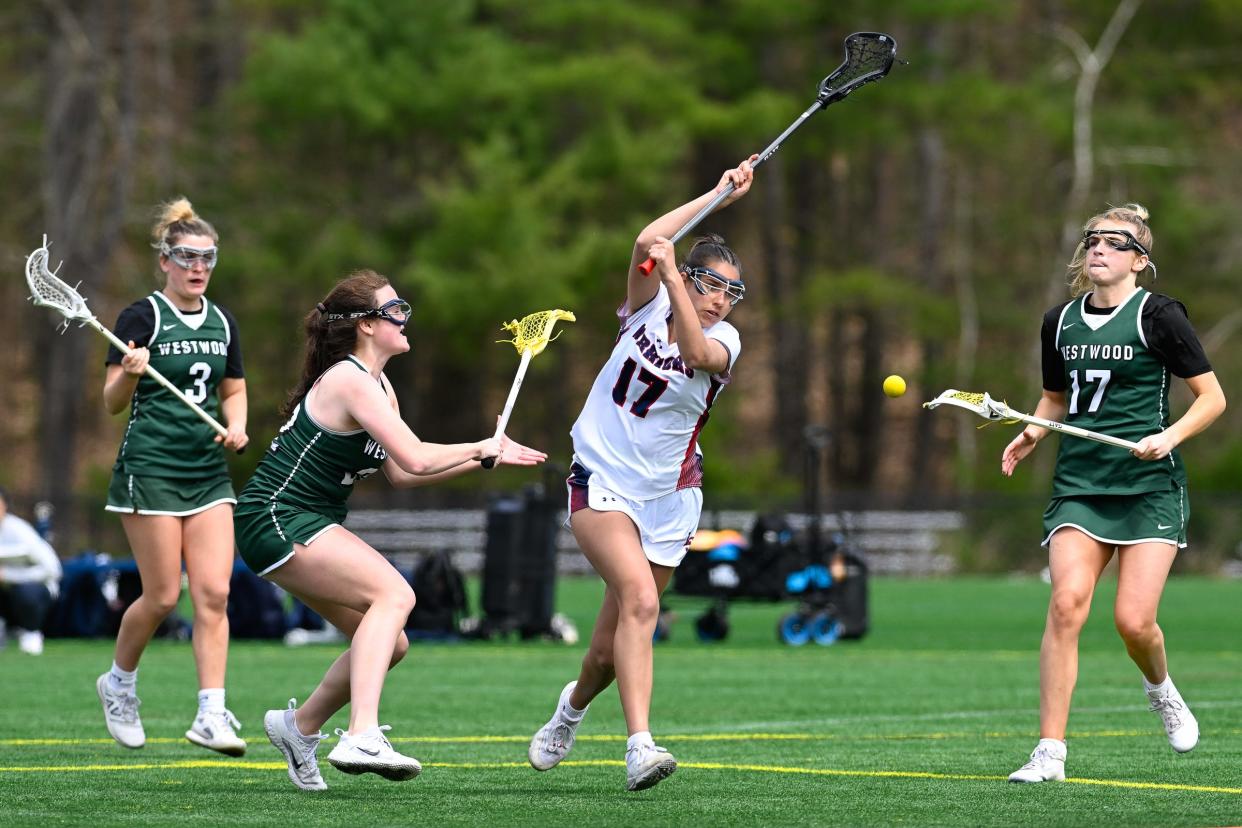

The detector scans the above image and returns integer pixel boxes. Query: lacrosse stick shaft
[93,319,230,440]
[1006,409,1140,451]
[480,347,534,470]
[638,100,824,276]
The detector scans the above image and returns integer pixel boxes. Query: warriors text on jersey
[237,357,389,523]
[106,291,243,478]
[570,284,741,500]
[1043,288,1209,497]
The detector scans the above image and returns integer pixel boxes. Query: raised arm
[646,237,732,374]
[627,155,757,312]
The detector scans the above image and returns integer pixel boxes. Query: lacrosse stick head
[26,237,93,324]
[923,389,1020,424]
[499,309,576,356]
[817,32,898,104]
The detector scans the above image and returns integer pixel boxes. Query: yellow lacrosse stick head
[498,309,576,356]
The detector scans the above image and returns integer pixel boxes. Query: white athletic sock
[198,688,226,714]
[627,731,654,752]
[1144,675,1174,696]
[562,698,587,722]
[108,662,137,693]
[1038,737,1067,754]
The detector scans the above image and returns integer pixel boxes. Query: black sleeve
[104,301,156,365]
[219,305,245,379]
[1041,305,1068,392]
[1142,295,1212,378]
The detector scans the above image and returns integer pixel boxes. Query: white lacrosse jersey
[570,284,741,500]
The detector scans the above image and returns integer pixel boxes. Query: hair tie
[316,302,327,313]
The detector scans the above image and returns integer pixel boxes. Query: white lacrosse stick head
[26,237,93,325]
[923,389,1019,424]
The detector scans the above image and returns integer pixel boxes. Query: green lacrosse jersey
[237,357,389,522]
[112,292,235,478]
[1050,288,1185,497]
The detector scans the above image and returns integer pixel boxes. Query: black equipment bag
[226,564,288,640]
[479,482,560,638]
[742,513,799,600]
[407,550,467,637]
[830,550,869,639]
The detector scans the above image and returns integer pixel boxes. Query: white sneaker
[529,681,588,771]
[186,708,247,756]
[264,699,327,791]
[1008,739,1067,783]
[326,725,422,781]
[17,630,43,655]
[96,673,144,749]
[1148,683,1199,753]
[625,742,677,791]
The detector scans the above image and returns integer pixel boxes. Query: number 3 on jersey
[1068,368,1111,414]
[185,361,211,404]
[612,357,668,418]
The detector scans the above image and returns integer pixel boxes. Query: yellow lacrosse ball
[883,375,906,398]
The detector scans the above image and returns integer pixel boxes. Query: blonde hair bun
[150,196,217,247]
[1121,202,1150,223]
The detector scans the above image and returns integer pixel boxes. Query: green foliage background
[0,0,1238,566]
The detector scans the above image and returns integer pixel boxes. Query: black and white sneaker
[326,725,422,781]
[264,699,326,791]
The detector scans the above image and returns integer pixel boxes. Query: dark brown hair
[683,233,742,275]
[280,270,390,417]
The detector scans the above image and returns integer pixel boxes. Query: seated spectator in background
[0,487,62,655]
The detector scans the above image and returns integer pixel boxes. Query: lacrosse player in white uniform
[528,156,756,791]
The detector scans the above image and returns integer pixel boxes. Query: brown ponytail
[280,270,389,418]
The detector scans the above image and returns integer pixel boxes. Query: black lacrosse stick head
[817,32,897,104]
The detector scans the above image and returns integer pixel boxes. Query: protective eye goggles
[161,243,218,270]
[683,266,745,306]
[1081,229,1149,257]
[322,297,412,326]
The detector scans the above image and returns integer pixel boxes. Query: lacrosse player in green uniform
[98,199,249,755]
[1001,204,1226,783]
[236,270,545,791]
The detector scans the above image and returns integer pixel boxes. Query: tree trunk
[37,0,136,544]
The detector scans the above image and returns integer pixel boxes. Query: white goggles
[162,243,218,270]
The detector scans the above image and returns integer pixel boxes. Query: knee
[378,580,416,618]
[191,582,230,618]
[391,631,410,666]
[1114,611,1158,645]
[618,585,661,626]
[1048,589,1091,632]
[140,582,182,618]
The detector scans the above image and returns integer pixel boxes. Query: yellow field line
[7,728,1241,748]
[0,757,1238,795]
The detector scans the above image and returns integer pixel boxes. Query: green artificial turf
[1,576,1239,826]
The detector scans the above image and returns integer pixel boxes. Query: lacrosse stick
[482,309,576,469]
[25,236,233,445]
[923,389,1140,451]
[638,31,898,275]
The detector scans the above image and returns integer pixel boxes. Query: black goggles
[323,298,412,325]
[1082,228,1149,257]
[684,266,745,306]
